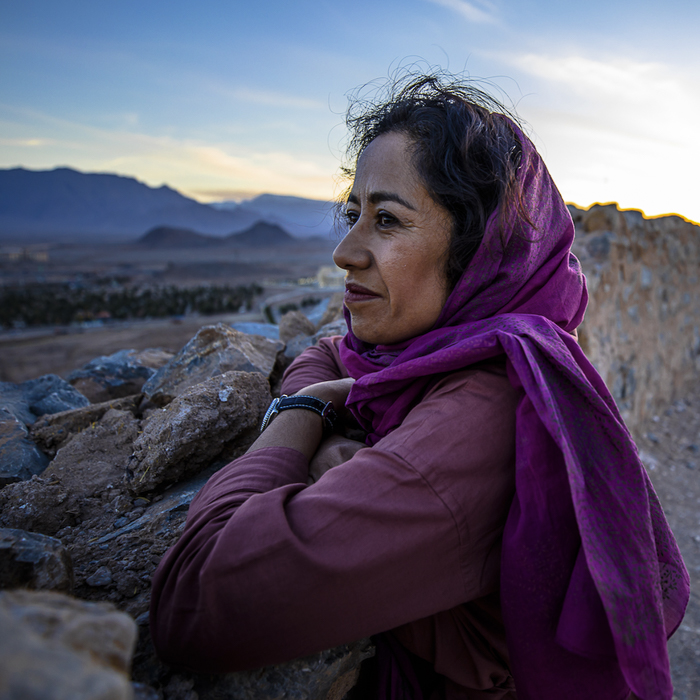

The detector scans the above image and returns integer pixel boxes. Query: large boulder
[0,589,137,700]
[127,371,270,495]
[68,348,173,404]
[142,324,283,406]
[0,528,73,593]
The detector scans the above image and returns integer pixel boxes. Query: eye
[377,210,398,228]
[344,209,359,227]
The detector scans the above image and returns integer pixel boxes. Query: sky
[1,0,699,223]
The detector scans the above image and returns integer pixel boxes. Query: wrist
[260,395,338,436]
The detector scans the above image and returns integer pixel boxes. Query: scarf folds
[338,121,689,699]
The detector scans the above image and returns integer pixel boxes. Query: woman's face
[333,131,453,346]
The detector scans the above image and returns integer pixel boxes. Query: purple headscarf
[339,121,689,699]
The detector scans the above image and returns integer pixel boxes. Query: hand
[308,434,367,484]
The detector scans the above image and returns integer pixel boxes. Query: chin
[349,317,385,345]
[350,320,405,346]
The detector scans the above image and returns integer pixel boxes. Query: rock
[0,476,71,536]
[30,394,142,457]
[0,381,36,425]
[142,323,283,406]
[132,683,159,700]
[0,589,136,700]
[0,528,74,593]
[85,566,113,588]
[0,409,140,535]
[585,232,612,261]
[284,319,348,360]
[68,349,173,404]
[92,464,219,548]
[315,318,348,341]
[571,203,700,430]
[23,374,91,416]
[127,371,270,495]
[279,309,317,343]
[315,292,345,329]
[1,373,90,426]
[0,409,51,486]
[193,639,375,700]
[231,322,280,340]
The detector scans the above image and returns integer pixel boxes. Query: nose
[333,223,371,271]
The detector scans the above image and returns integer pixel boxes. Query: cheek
[388,249,448,312]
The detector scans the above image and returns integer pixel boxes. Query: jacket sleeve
[149,366,517,674]
[280,336,349,394]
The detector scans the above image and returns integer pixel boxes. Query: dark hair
[341,70,525,290]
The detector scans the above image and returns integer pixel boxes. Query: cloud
[424,0,498,24]
[0,138,48,147]
[0,106,338,201]
[511,53,700,140]
[505,52,700,222]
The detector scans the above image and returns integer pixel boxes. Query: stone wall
[571,203,700,432]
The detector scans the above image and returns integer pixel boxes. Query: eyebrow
[347,191,417,211]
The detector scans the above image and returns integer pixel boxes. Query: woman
[150,74,689,699]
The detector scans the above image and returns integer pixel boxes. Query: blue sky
[2,0,699,222]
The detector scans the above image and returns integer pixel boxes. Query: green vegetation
[0,281,263,329]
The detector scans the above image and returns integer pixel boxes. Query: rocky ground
[635,384,700,700]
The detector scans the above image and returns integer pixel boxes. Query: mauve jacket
[150,336,520,698]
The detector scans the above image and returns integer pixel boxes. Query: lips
[344,282,381,303]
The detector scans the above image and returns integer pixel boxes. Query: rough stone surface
[188,639,375,700]
[127,371,270,495]
[571,204,700,431]
[632,385,700,700]
[284,319,349,361]
[0,528,74,593]
[0,408,51,485]
[68,348,173,404]
[0,373,90,426]
[23,373,92,416]
[142,324,283,405]
[279,309,317,343]
[30,393,142,457]
[315,292,345,330]
[0,408,139,535]
[231,322,280,340]
[0,589,136,700]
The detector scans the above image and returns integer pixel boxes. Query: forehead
[352,132,421,194]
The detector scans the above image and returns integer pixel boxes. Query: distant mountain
[226,221,296,247]
[211,193,337,239]
[0,167,336,243]
[139,221,298,249]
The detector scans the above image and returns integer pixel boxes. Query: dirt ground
[0,312,264,382]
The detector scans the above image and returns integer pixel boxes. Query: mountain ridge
[138,221,297,248]
[0,167,336,243]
